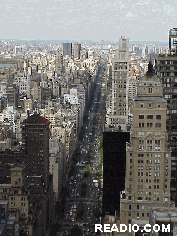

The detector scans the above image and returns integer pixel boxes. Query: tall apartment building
[22,113,50,189]
[63,42,72,57]
[107,37,129,131]
[155,28,177,196]
[73,42,81,59]
[120,64,171,231]
[55,48,63,75]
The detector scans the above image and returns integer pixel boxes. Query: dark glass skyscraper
[155,28,177,198]
[102,131,130,215]
[63,42,72,57]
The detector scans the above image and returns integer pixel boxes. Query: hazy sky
[0,0,177,41]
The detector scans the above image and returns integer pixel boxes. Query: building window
[147,140,152,151]
[137,205,139,210]
[147,115,153,119]
[139,139,144,144]
[128,212,131,216]
[156,123,161,127]
[130,159,132,163]
[149,88,153,93]
[155,140,161,145]
[139,123,144,127]
[147,140,152,144]
[129,205,131,210]
[155,140,161,150]
[139,115,144,119]
[147,123,153,127]
[156,115,161,119]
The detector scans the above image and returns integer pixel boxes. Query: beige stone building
[120,63,171,232]
[106,37,129,131]
[0,166,32,235]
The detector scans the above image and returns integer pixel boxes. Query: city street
[58,62,106,235]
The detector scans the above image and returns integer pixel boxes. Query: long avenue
[58,61,106,236]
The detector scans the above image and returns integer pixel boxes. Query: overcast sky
[0,0,177,42]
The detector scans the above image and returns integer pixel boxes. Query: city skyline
[0,25,176,234]
[0,0,177,42]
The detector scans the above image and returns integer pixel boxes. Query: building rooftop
[23,113,49,124]
[0,200,9,204]
[132,219,149,226]
[141,62,160,82]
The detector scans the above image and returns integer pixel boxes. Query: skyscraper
[22,113,50,189]
[63,42,72,57]
[155,28,177,197]
[55,48,63,75]
[74,42,81,59]
[106,37,129,131]
[102,131,130,215]
[120,63,171,230]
